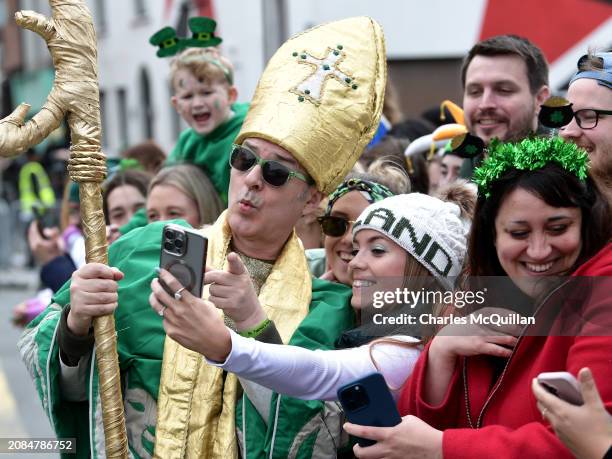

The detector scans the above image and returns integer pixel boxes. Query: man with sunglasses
[151,16,385,456]
[21,17,386,459]
[560,51,612,195]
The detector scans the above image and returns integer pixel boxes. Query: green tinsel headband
[473,136,589,198]
[325,178,394,216]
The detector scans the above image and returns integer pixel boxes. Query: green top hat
[185,17,222,48]
[150,26,185,57]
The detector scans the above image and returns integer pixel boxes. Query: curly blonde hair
[170,47,234,90]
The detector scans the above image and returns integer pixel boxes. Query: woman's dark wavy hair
[467,162,611,276]
[102,169,152,224]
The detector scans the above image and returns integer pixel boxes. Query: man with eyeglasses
[20,17,386,458]
[560,51,612,195]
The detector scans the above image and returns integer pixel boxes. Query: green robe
[19,220,353,458]
[165,102,249,205]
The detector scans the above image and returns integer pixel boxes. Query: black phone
[337,373,402,447]
[32,205,60,239]
[159,223,207,298]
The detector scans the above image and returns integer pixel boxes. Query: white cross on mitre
[291,45,356,105]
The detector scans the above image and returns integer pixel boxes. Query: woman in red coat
[345,136,612,458]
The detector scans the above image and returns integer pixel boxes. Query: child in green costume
[120,19,248,235]
[165,46,248,206]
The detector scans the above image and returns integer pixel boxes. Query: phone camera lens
[164,241,173,251]
[342,384,369,411]
[165,230,175,240]
[174,239,183,249]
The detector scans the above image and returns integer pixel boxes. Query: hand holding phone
[337,373,402,447]
[537,371,584,406]
[32,205,60,239]
[159,224,207,298]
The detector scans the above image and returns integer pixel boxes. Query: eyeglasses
[229,144,311,187]
[317,215,356,237]
[569,108,612,129]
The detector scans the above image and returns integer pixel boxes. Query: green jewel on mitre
[184,17,222,48]
[150,26,184,58]
[473,136,589,198]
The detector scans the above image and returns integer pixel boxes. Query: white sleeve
[207,330,421,401]
[69,235,86,269]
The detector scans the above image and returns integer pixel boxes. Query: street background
[0,269,57,458]
[0,0,610,451]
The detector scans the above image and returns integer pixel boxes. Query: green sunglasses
[230,144,311,187]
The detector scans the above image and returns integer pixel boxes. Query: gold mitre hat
[235,17,386,194]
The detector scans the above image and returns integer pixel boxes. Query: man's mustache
[235,190,264,208]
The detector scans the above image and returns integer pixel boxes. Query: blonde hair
[149,164,224,227]
[367,251,429,388]
[365,181,477,371]
[366,158,411,194]
[170,47,234,90]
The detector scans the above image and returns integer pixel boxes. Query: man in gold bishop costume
[19,16,386,458]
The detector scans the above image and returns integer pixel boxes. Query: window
[117,88,129,149]
[133,0,147,17]
[139,67,153,139]
[0,0,7,28]
[94,0,106,34]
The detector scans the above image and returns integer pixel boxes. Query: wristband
[238,318,271,338]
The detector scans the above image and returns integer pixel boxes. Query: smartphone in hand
[159,223,207,298]
[337,373,402,447]
[32,205,60,239]
[537,371,584,406]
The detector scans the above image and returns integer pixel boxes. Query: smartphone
[337,373,402,447]
[537,371,584,406]
[159,223,207,298]
[32,205,60,239]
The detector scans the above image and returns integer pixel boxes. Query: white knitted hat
[353,194,468,289]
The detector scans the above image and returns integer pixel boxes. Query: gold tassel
[405,156,414,175]
[439,100,465,126]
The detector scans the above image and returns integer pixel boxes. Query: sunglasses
[230,144,310,187]
[317,215,356,237]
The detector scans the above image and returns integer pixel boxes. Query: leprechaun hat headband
[150,17,222,57]
[235,17,387,195]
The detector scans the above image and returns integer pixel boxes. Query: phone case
[32,205,60,238]
[159,223,207,298]
[537,371,584,405]
[337,373,402,447]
